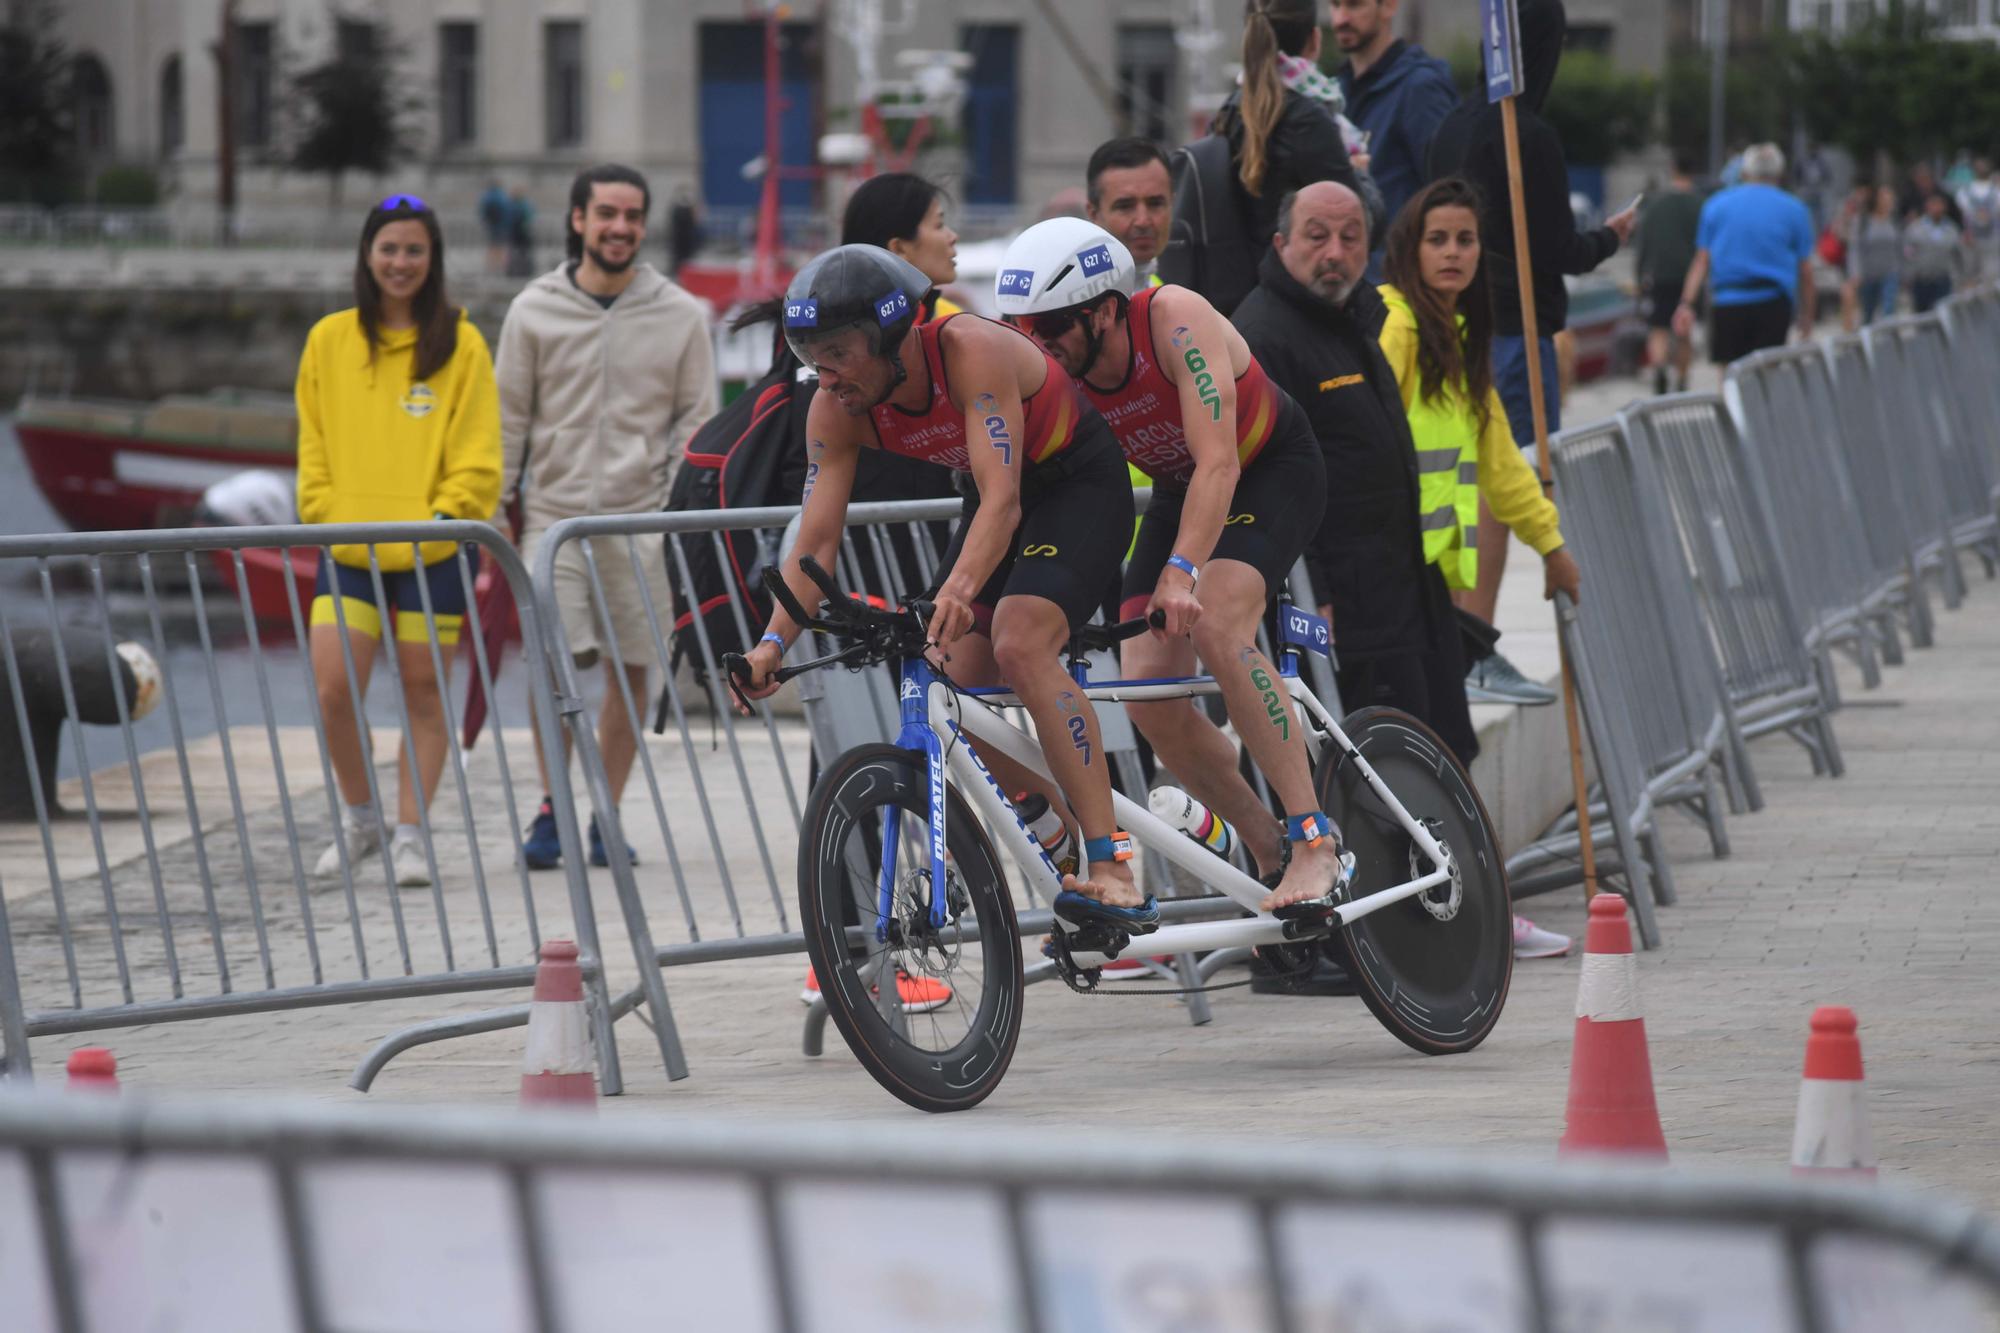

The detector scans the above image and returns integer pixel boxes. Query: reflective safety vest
[1379,285,1481,591]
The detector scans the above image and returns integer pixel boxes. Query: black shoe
[1248,950,1358,996]
[1653,367,1669,396]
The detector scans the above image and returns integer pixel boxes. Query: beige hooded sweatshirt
[497,261,716,530]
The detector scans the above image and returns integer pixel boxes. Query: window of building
[71,54,113,155]
[545,20,585,148]
[440,22,478,148]
[337,18,376,63]
[1565,22,1613,54]
[1940,0,1978,24]
[159,53,183,157]
[234,20,274,149]
[1117,25,1177,144]
[960,24,1019,206]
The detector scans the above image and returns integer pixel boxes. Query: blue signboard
[1481,0,1523,103]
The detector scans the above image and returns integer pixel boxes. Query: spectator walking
[840,172,963,320]
[499,164,717,871]
[1900,162,1963,228]
[478,179,509,274]
[1086,136,1174,291]
[1330,0,1459,275]
[666,187,702,278]
[1376,176,1579,958]
[1955,156,2000,282]
[505,188,536,277]
[1903,191,1964,314]
[1234,181,1474,764]
[1425,0,1633,704]
[1671,143,1817,365]
[298,195,501,888]
[1197,0,1366,313]
[1848,185,1902,327]
[1635,153,1704,395]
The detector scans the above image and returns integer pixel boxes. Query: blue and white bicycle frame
[879,610,1460,967]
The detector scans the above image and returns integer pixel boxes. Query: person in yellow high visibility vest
[1376,177,1580,701]
[1377,177,1581,960]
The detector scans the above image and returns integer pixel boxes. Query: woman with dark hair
[296,194,501,888]
[840,171,962,319]
[1379,177,1579,959]
[1210,0,1369,249]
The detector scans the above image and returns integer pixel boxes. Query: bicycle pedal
[1049,921,1130,958]
[1054,889,1160,934]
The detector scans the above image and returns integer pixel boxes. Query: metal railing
[0,523,622,1089]
[2,1091,1995,1333]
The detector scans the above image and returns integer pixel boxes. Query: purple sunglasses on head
[378,193,428,212]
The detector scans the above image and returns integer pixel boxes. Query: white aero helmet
[993,218,1135,319]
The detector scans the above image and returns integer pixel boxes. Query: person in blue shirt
[1331,0,1459,279]
[1672,143,1818,364]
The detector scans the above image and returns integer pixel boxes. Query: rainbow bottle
[1149,787,1239,860]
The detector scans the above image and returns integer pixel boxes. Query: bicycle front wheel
[799,743,1023,1113]
[1317,707,1512,1055]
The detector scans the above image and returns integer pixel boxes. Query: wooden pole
[1498,95,1601,901]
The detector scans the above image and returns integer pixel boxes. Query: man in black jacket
[1234,180,1477,765]
[1425,0,1633,704]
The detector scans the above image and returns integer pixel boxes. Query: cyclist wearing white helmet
[736,244,1155,928]
[996,217,1349,915]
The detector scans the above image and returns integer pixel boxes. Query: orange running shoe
[799,965,953,1014]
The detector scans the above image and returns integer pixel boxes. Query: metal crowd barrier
[1937,291,2000,518]
[1724,346,1890,688]
[1621,396,1845,777]
[1854,326,1976,610]
[3,1092,1996,1332]
[0,524,622,1089]
[1507,419,1748,948]
[1868,316,2000,583]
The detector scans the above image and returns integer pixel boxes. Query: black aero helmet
[782,244,933,375]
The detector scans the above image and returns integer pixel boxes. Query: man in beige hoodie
[499,163,717,870]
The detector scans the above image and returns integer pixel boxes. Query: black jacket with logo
[1233,250,1435,661]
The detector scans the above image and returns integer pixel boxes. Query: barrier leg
[1700,765,1731,861]
[1639,822,1678,909]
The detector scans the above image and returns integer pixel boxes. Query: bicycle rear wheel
[1317,707,1511,1055]
[799,743,1023,1112]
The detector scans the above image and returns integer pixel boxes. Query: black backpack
[1158,134,1261,317]
[662,360,809,684]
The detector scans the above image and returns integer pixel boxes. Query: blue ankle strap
[1286,811,1332,847]
[1083,833,1133,865]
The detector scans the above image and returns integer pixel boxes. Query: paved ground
[17,561,1999,1211]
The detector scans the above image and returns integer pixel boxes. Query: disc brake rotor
[1409,817,1463,921]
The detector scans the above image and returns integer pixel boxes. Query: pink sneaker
[1512,915,1571,959]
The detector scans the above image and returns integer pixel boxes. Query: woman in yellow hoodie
[1378,176,1582,961]
[296,194,501,887]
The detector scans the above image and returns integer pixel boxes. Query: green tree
[1540,50,1655,167]
[1786,5,2000,167]
[285,16,420,204]
[1661,47,1791,170]
[0,0,75,203]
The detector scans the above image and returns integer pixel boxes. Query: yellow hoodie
[295,308,501,569]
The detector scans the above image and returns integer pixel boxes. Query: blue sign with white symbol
[783,298,818,328]
[1481,0,1523,103]
[1078,244,1114,276]
[998,268,1035,297]
[875,290,910,325]
[1280,605,1333,658]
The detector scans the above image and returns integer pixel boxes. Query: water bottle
[1014,792,1078,876]
[1150,786,1238,860]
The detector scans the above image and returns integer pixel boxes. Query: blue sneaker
[588,816,638,869]
[1054,888,1160,932]
[521,800,561,870]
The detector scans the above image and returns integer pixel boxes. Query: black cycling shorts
[1119,398,1326,619]
[937,412,1135,634]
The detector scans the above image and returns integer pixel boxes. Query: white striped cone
[519,940,596,1108]
[1791,1006,1875,1177]
[1558,894,1667,1157]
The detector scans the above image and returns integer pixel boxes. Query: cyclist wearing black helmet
[736,245,1153,928]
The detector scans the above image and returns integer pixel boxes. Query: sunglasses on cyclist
[1019,310,1084,341]
[378,193,428,213]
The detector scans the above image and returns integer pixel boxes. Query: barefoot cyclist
[995,218,1351,916]
[734,246,1153,929]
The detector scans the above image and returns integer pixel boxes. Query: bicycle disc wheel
[1316,707,1512,1055]
[798,743,1024,1112]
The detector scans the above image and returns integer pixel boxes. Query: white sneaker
[1513,914,1572,959]
[313,819,381,878]
[390,837,432,889]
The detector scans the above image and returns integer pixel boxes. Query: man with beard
[1233,180,1476,765]
[499,163,717,870]
[1328,0,1457,277]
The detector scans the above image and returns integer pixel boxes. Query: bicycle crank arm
[1060,914,1329,968]
[1331,867,1453,927]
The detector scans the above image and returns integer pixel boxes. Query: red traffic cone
[67,1047,118,1092]
[1558,894,1668,1158]
[519,940,596,1109]
[1791,1006,1876,1178]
